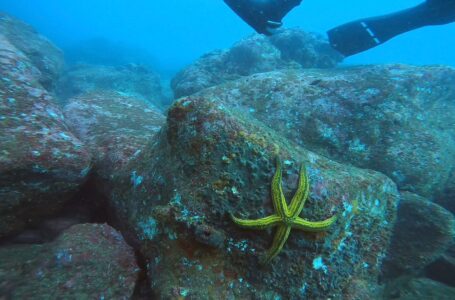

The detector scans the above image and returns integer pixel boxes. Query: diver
[224,0,455,56]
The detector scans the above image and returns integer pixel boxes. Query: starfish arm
[231,157,338,264]
[231,214,281,229]
[263,225,291,264]
[288,163,310,218]
[292,215,337,232]
[271,158,289,218]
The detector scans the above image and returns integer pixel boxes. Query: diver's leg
[224,0,302,35]
[327,0,455,57]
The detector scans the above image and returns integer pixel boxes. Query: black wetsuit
[224,0,455,56]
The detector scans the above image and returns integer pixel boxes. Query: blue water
[1,0,455,75]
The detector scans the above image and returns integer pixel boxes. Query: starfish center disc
[283,216,295,226]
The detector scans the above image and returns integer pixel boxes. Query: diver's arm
[328,0,455,56]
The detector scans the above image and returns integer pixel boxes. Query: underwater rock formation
[425,244,455,287]
[105,96,398,299]
[56,63,169,108]
[0,223,139,299]
[0,33,91,238]
[437,167,455,214]
[384,192,455,277]
[63,91,165,181]
[192,65,455,199]
[383,277,455,300]
[171,28,342,98]
[0,12,64,91]
[1,12,453,299]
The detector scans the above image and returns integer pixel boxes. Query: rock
[56,64,169,108]
[192,65,455,198]
[39,216,90,241]
[425,245,455,287]
[436,167,455,214]
[0,12,64,91]
[341,279,382,300]
[63,91,165,181]
[171,28,342,98]
[383,277,455,300]
[384,192,455,277]
[0,34,91,238]
[106,96,398,299]
[0,223,139,299]
[269,28,343,68]
[3,216,93,246]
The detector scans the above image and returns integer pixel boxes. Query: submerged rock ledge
[192,65,455,201]
[104,96,398,299]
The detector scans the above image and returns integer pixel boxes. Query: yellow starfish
[232,158,337,264]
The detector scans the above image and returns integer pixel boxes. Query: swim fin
[224,0,302,35]
[327,0,455,56]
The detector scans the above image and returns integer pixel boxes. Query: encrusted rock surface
[0,223,139,299]
[0,12,64,91]
[0,33,91,238]
[105,96,398,299]
[56,63,169,108]
[63,91,165,180]
[384,192,455,277]
[192,65,455,199]
[171,28,342,98]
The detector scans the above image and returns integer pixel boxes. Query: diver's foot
[224,0,302,35]
[327,0,455,56]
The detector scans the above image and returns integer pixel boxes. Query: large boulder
[105,96,398,299]
[0,12,64,91]
[384,192,455,277]
[0,34,91,238]
[192,65,455,199]
[0,223,139,299]
[63,91,165,181]
[171,29,342,98]
[56,64,169,108]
